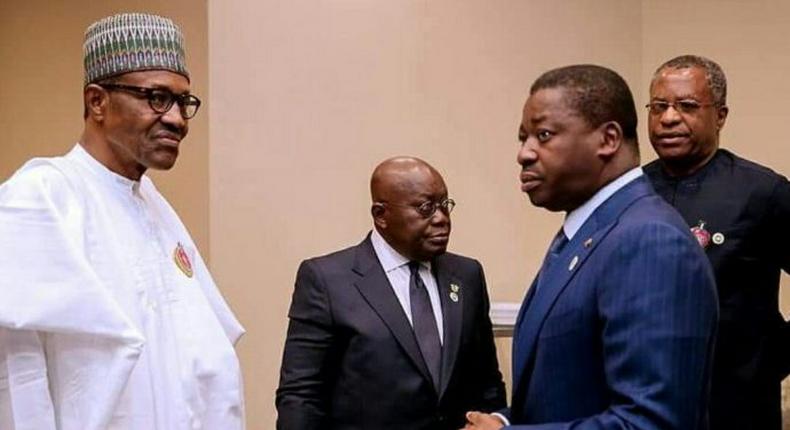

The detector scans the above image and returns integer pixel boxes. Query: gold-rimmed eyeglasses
[645,100,716,116]
[382,198,456,218]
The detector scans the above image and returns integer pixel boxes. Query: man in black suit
[276,156,506,430]
[644,55,790,430]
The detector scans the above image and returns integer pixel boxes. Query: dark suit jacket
[646,150,790,430]
[506,176,719,429]
[276,235,506,430]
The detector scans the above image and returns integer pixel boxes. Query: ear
[716,105,729,132]
[84,84,109,121]
[596,121,623,159]
[371,203,387,229]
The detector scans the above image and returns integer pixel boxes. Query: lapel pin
[449,291,459,302]
[568,255,579,271]
[691,220,711,249]
[583,238,593,248]
[173,242,194,278]
[450,283,460,293]
[712,232,725,245]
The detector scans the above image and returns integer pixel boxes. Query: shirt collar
[68,143,142,194]
[370,229,432,273]
[563,167,643,240]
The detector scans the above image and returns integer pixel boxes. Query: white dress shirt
[370,229,444,344]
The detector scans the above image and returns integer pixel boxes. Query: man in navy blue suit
[465,65,718,429]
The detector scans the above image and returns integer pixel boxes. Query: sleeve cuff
[491,412,510,426]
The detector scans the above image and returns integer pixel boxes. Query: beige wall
[209,1,642,426]
[212,1,790,426]
[0,0,210,253]
[3,1,790,428]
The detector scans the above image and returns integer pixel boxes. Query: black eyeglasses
[645,100,716,116]
[99,83,202,119]
[383,198,456,218]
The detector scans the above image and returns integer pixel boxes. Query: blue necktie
[408,261,442,389]
[535,229,569,293]
[512,228,569,393]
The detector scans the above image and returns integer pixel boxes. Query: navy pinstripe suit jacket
[507,176,719,429]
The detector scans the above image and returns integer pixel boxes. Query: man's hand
[461,411,505,429]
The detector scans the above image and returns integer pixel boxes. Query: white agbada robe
[0,144,245,430]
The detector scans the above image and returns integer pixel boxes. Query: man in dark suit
[276,157,506,429]
[465,65,718,429]
[644,55,790,430]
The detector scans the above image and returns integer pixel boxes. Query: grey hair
[653,55,727,107]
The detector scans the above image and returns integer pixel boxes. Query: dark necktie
[408,261,442,389]
[535,228,569,293]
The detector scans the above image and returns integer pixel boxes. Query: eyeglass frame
[644,99,719,116]
[98,83,202,119]
[379,198,456,219]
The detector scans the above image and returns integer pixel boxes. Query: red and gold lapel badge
[173,242,194,278]
[691,220,711,249]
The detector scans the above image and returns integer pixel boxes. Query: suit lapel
[433,256,462,399]
[511,276,537,394]
[512,218,611,391]
[351,237,435,388]
[512,177,654,394]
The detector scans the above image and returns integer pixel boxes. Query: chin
[527,193,551,210]
[651,145,689,161]
[530,196,568,213]
[420,247,447,261]
[149,162,177,171]
[148,155,179,171]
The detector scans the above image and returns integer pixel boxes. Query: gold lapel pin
[450,283,460,293]
[583,238,593,248]
[449,292,459,302]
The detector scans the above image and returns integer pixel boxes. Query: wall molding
[490,301,520,337]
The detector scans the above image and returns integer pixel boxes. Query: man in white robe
[0,13,245,430]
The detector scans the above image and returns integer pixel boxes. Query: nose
[429,205,450,226]
[517,137,537,166]
[659,105,682,126]
[160,101,188,130]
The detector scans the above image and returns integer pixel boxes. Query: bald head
[371,157,444,202]
[370,156,451,262]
